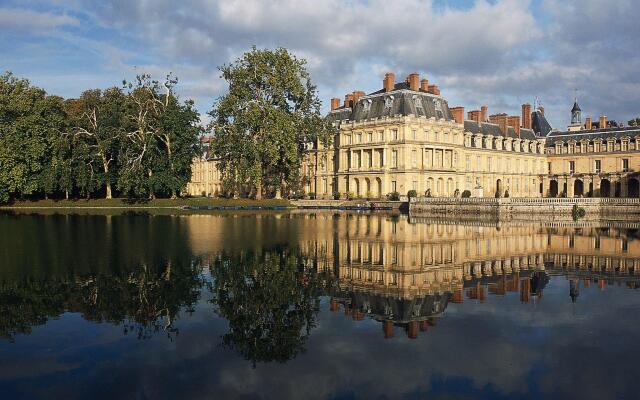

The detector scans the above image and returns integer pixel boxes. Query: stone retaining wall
[410,197,640,219]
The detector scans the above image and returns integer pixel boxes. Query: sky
[1,0,639,129]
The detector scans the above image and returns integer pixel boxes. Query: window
[346,135,352,144]
[476,156,481,171]
[391,181,397,192]
[322,179,327,194]
[412,130,417,140]
[357,133,362,143]
[367,132,373,142]
[623,240,628,252]
[466,156,471,171]
[623,158,630,172]
[487,157,492,172]
[548,162,552,174]
[569,161,575,174]
[412,181,417,190]
[595,160,601,173]
[392,150,398,167]
[412,149,417,167]
[434,132,439,142]
[392,129,398,140]
[379,130,385,141]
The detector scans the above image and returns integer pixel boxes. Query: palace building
[187,71,640,199]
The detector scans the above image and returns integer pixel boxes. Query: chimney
[420,79,428,92]
[427,84,437,94]
[585,116,592,130]
[330,97,340,111]
[599,115,607,129]
[468,110,481,123]
[539,105,545,115]
[521,103,532,129]
[344,93,354,108]
[480,105,488,122]
[383,72,395,92]
[352,90,365,104]
[419,320,429,331]
[451,106,465,124]
[408,73,419,91]
[490,113,508,135]
[508,115,521,136]
[433,85,441,96]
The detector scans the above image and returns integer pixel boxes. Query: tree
[119,74,200,199]
[66,88,125,199]
[628,118,640,127]
[0,72,67,203]
[210,47,332,199]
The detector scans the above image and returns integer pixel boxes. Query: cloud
[1,0,639,128]
[0,8,78,33]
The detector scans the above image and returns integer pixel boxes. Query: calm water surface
[1,211,639,400]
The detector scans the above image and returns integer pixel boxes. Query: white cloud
[0,8,78,32]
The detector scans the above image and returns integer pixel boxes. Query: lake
[1,211,639,399]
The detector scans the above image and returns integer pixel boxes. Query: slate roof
[571,101,581,113]
[332,288,450,322]
[545,126,640,145]
[328,84,453,123]
[463,120,538,140]
[531,110,553,137]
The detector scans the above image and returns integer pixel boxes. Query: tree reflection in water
[209,247,333,366]
[0,261,204,342]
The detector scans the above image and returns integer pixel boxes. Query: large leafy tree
[66,88,126,199]
[210,47,331,199]
[119,74,201,198]
[0,72,67,202]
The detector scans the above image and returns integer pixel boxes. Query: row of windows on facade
[553,138,640,154]
[342,129,543,154]
[561,159,630,174]
[343,129,456,145]
[342,149,546,174]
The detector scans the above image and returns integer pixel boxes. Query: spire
[571,95,582,125]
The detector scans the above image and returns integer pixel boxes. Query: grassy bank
[2,197,292,209]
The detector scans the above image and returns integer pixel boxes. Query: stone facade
[187,72,640,200]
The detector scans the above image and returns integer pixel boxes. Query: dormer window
[362,99,372,112]
[384,96,394,110]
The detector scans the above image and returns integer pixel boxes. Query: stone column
[567,177,574,198]
[621,176,629,197]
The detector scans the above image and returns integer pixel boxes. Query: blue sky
[1,0,639,128]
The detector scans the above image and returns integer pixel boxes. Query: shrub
[572,204,586,221]
[407,189,418,198]
[347,192,355,200]
[333,192,341,200]
[388,191,400,201]
[461,190,471,198]
[308,192,316,200]
[365,191,372,199]
[503,190,510,198]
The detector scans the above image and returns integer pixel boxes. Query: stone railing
[409,196,640,218]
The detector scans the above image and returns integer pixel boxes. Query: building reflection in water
[1,211,639,350]
[289,212,640,340]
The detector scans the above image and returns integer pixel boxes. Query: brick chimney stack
[408,73,419,91]
[468,110,481,123]
[521,103,532,129]
[433,86,441,96]
[599,115,607,129]
[480,105,488,122]
[383,321,394,339]
[420,79,428,92]
[427,84,437,94]
[344,93,354,108]
[585,116,592,130]
[490,113,508,135]
[330,97,340,110]
[451,106,465,124]
[383,72,395,92]
[508,115,521,136]
[352,91,365,104]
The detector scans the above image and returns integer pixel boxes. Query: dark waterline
[1,211,639,400]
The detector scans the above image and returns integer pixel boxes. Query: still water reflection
[1,211,639,399]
